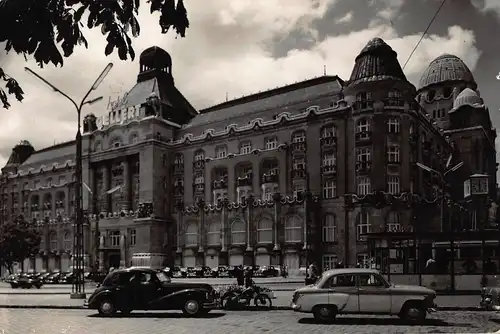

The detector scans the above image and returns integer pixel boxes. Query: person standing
[236,265,245,286]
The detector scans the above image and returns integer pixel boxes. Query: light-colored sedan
[291,268,437,323]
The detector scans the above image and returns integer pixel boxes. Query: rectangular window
[293,157,306,170]
[240,142,252,155]
[356,147,371,162]
[129,229,136,246]
[265,137,278,150]
[323,180,336,199]
[387,175,400,194]
[387,145,400,163]
[109,231,121,246]
[293,184,304,199]
[323,254,338,271]
[322,152,336,166]
[357,176,371,195]
[388,119,400,133]
[215,146,227,159]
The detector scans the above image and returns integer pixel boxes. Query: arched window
[231,220,246,245]
[356,211,371,241]
[386,212,401,232]
[322,215,337,242]
[63,231,72,250]
[257,218,273,244]
[49,232,58,251]
[284,216,302,242]
[207,222,220,245]
[185,222,198,246]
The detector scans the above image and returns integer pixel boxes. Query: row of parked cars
[167,265,281,278]
[2,271,104,289]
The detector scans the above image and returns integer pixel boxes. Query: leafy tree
[0,0,189,109]
[0,215,41,274]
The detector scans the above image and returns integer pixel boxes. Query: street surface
[0,309,499,334]
[0,290,484,309]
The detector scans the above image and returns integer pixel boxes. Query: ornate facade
[0,39,496,275]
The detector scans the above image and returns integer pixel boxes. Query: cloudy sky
[0,0,500,170]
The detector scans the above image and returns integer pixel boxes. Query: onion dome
[137,46,173,83]
[451,88,483,110]
[347,37,407,86]
[418,54,476,91]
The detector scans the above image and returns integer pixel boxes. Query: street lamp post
[416,159,463,292]
[25,63,113,299]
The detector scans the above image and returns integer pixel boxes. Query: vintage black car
[59,272,77,284]
[85,268,217,317]
[10,273,43,289]
[259,266,279,278]
[186,267,197,278]
[44,272,62,284]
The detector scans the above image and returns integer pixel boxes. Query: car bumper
[203,301,217,309]
[290,302,302,312]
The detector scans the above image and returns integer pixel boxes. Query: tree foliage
[0,216,41,273]
[0,0,190,109]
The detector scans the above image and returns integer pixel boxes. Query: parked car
[59,272,77,284]
[171,267,187,278]
[194,266,205,278]
[10,273,43,289]
[211,266,229,278]
[186,267,197,278]
[258,266,279,278]
[44,272,62,284]
[38,272,52,283]
[290,268,437,323]
[84,268,217,317]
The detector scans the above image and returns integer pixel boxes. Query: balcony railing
[356,161,372,173]
[321,164,337,174]
[290,142,306,152]
[291,168,306,180]
[320,136,337,147]
[193,160,205,169]
[237,175,252,187]
[261,173,279,184]
[212,180,227,190]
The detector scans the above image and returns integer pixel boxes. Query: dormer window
[111,139,121,148]
[265,137,278,150]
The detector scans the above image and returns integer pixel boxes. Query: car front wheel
[182,299,201,317]
[400,302,426,323]
[313,305,337,323]
[98,299,117,317]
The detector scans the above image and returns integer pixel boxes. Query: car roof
[114,267,158,274]
[323,268,380,276]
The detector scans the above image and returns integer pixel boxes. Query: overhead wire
[402,0,447,70]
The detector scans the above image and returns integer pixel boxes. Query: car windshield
[312,274,323,285]
[156,271,171,283]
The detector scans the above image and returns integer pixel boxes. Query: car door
[326,274,359,313]
[357,273,391,313]
[128,272,159,309]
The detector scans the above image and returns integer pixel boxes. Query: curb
[0,304,488,312]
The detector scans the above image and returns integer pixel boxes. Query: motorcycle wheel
[254,293,272,309]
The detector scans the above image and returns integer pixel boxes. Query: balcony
[320,136,337,147]
[353,100,374,111]
[212,179,227,190]
[237,175,252,187]
[290,142,306,152]
[291,168,306,180]
[355,131,372,144]
[261,173,279,184]
[356,161,372,174]
[321,164,337,174]
[193,160,205,169]
[173,163,184,174]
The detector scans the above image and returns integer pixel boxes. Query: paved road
[0,291,484,309]
[0,309,499,334]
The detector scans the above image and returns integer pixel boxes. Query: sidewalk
[0,290,484,311]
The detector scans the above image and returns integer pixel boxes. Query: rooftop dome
[347,37,407,86]
[452,88,483,110]
[418,54,476,90]
[4,140,34,167]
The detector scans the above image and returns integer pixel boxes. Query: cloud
[0,0,481,170]
[336,12,353,24]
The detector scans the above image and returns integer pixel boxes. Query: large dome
[452,88,483,110]
[347,37,407,86]
[418,54,476,90]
